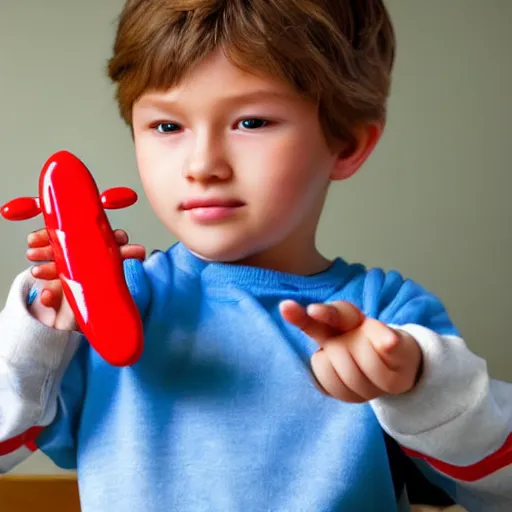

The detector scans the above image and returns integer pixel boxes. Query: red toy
[1,150,144,367]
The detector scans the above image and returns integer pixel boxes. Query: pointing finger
[307,301,364,333]
[280,300,334,343]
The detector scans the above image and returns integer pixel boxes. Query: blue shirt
[36,242,457,511]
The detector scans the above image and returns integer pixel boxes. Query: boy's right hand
[25,228,146,331]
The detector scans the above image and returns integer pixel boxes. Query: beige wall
[1,0,510,474]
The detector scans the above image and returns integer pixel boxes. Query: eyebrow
[221,90,295,104]
[138,90,296,111]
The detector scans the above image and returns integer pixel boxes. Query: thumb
[362,319,420,374]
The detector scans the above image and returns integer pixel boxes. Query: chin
[183,239,258,264]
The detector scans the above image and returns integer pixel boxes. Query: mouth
[179,198,245,210]
[179,197,245,222]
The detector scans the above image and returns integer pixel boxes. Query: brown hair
[107,0,395,147]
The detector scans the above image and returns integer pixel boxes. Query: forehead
[135,49,303,109]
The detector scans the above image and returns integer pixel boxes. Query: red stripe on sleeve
[0,426,44,456]
[402,432,512,482]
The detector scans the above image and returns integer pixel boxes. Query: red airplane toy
[0,150,144,367]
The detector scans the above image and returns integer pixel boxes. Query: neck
[235,241,331,276]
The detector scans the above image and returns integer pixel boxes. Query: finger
[31,262,58,281]
[323,339,382,401]
[280,300,334,343]
[28,290,57,325]
[26,246,54,262]
[310,349,366,403]
[120,244,146,261]
[329,301,365,332]
[113,229,129,246]
[54,294,78,332]
[345,330,404,395]
[39,280,63,310]
[28,228,130,247]
[27,229,49,248]
[361,319,403,371]
[365,321,422,392]
[306,303,342,329]
[306,301,364,332]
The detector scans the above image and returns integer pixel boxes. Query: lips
[179,198,245,210]
[178,197,245,223]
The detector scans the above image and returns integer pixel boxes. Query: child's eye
[238,118,269,130]
[154,122,181,133]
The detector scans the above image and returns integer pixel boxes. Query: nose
[184,129,232,183]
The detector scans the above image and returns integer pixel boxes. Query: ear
[330,122,383,181]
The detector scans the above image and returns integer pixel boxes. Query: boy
[0,0,510,510]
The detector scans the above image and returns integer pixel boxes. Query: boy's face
[132,50,345,270]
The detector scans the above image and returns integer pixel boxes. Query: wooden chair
[0,474,467,512]
[0,474,80,512]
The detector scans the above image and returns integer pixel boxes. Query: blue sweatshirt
[1,242,511,511]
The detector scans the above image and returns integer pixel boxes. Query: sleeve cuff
[369,324,507,463]
[0,269,72,372]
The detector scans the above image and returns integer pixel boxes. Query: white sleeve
[0,269,81,472]
[371,324,512,512]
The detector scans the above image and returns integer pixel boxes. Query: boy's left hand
[280,300,423,403]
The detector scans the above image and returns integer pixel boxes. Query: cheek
[241,136,331,208]
[136,152,158,200]
[136,136,171,180]
[135,143,177,215]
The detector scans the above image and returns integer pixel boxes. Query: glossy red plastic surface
[101,187,138,210]
[1,197,41,220]
[1,150,144,366]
